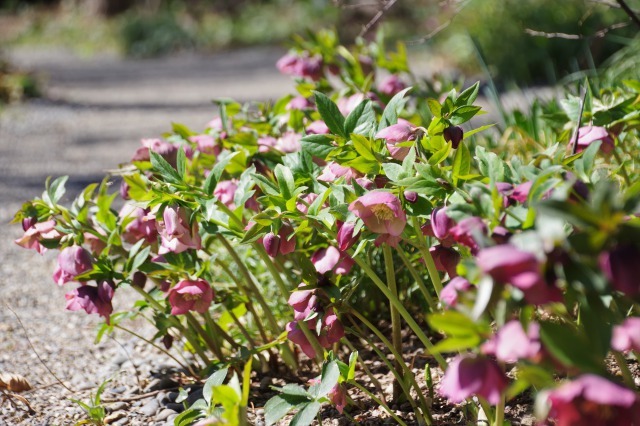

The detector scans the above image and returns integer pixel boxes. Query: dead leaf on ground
[0,372,32,392]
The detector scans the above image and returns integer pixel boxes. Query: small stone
[155,408,177,422]
[164,402,184,413]
[104,410,127,424]
[145,377,178,392]
[105,402,128,412]
[113,417,130,426]
[185,388,203,406]
[139,398,160,417]
[108,386,127,395]
[165,413,178,425]
[111,354,128,366]
[156,391,168,403]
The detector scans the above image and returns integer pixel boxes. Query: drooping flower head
[311,246,354,275]
[168,279,214,315]
[131,138,178,167]
[378,75,407,97]
[599,244,640,296]
[440,276,471,307]
[120,205,157,245]
[541,374,640,426]
[574,126,615,154]
[349,191,406,247]
[53,245,93,286]
[611,317,640,353]
[15,219,61,255]
[439,354,508,405]
[337,221,360,252]
[157,206,201,254]
[449,216,487,254]
[65,280,115,321]
[375,119,418,160]
[482,320,542,363]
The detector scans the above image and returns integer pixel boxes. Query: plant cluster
[13,29,640,425]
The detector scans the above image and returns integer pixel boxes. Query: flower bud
[263,232,281,258]
[404,191,418,204]
[443,126,464,149]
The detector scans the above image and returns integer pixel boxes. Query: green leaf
[428,311,483,336]
[274,164,295,200]
[173,408,204,426]
[432,334,481,354]
[43,175,69,207]
[280,384,309,397]
[176,147,187,179]
[427,142,452,166]
[312,361,340,398]
[150,150,182,184]
[344,100,376,136]
[172,122,195,139]
[265,396,295,426]
[348,351,358,381]
[456,82,480,106]
[382,163,406,182]
[378,87,412,131]
[301,134,335,159]
[450,105,482,125]
[539,321,604,373]
[203,367,229,405]
[350,134,377,161]
[313,91,346,138]
[451,141,471,187]
[290,401,321,426]
[427,98,441,117]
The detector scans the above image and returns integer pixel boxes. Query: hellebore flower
[288,287,317,321]
[349,191,407,245]
[482,320,541,363]
[158,207,201,254]
[321,308,345,345]
[440,276,471,307]
[510,181,533,204]
[263,225,296,258]
[287,309,345,359]
[287,96,313,111]
[317,162,361,183]
[443,126,464,149]
[439,355,508,405]
[83,232,106,256]
[65,280,115,321]
[263,232,281,258]
[53,246,93,286]
[430,245,460,277]
[311,246,354,275]
[15,219,61,255]
[378,75,406,97]
[431,207,455,241]
[277,131,302,153]
[257,136,277,153]
[337,93,365,116]
[120,205,157,244]
[449,216,487,254]
[599,244,640,296]
[131,138,178,167]
[375,119,418,160]
[286,321,317,359]
[214,179,254,210]
[337,221,360,252]
[189,134,220,156]
[574,126,615,154]
[276,53,323,81]
[168,279,214,315]
[611,317,640,353]
[296,193,319,214]
[542,374,640,426]
[306,120,330,135]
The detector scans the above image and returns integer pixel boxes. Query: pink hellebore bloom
[440,276,471,307]
[482,320,541,363]
[439,355,508,405]
[65,280,115,321]
[337,93,365,116]
[276,53,323,81]
[611,317,640,353]
[131,138,178,167]
[543,374,640,426]
[430,245,460,277]
[158,207,201,254]
[168,279,214,315]
[337,221,359,252]
[349,191,407,245]
[286,321,317,359]
[53,246,93,286]
[120,205,157,244]
[575,126,615,154]
[375,119,418,161]
[15,219,61,255]
[276,131,302,153]
[263,225,296,258]
[449,216,487,254]
[599,244,640,296]
[288,287,318,321]
[296,193,319,215]
[476,244,541,289]
[329,384,347,414]
[317,162,361,183]
[83,232,107,256]
[306,120,330,135]
[214,180,238,209]
[311,246,354,275]
[287,309,345,359]
[510,181,533,204]
[431,207,455,241]
[189,134,220,156]
[378,75,406,97]
[287,96,313,111]
[257,136,277,153]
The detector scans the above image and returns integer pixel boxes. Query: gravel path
[0,46,293,426]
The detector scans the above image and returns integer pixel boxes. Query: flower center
[182,293,201,301]
[371,204,394,221]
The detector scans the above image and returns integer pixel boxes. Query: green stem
[203,311,241,350]
[226,307,258,350]
[613,351,636,389]
[612,148,632,186]
[297,320,326,364]
[349,310,432,425]
[351,382,408,426]
[343,339,386,403]
[254,244,291,299]
[186,312,224,361]
[396,247,437,313]
[494,394,505,426]
[350,255,447,369]
[411,218,442,295]
[383,245,403,401]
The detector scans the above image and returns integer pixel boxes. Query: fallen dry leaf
[0,372,32,392]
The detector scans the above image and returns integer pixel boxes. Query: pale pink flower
[317,162,361,183]
[131,138,178,167]
[157,207,201,254]
[575,125,614,154]
[311,246,354,275]
[189,134,220,156]
[65,280,115,321]
[378,75,406,97]
[337,93,365,116]
[288,287,317,321]
[349,191,407,243]
[15,219,60,254]
[168,279,214,315]
[449,216,487,254]
[337,221,359,252]
[120,205,157,244]
[439,355,508,405]
[375,119,417,160]
[306,120,330,135]
[53,246,93,286]
[440,276,471,307]
[482,320,541,363]
[611,317,640,353]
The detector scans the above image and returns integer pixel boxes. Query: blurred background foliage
[0,0,639,86]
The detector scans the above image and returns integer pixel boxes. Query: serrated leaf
[265,396,295,426]
[313,91,346,138]
[378,87,412,131]
[312,361,340,398]
[150,150,182,184]
[290,401,321,426]
[456,82,480,106]
[344,100,376,136]
[451,141,471,187]
[350,134,377,161]
[274,164,295,200]
[427,98,441,117]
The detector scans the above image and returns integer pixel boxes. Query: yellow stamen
[371,204,394,221]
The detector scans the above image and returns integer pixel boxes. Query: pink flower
[482,320,541,363]
[53,246,93,286]
[349,191,407,246]
[15,219,61,255]
[296,193,319,214]
[168,279,214,315]
[575,126,614,154]
[311,246,354,275]
[449,216,487,254]
[286,321,317,359]
[65,280,115,321]
[337,221,359,252]
[510,181,533,204]
[329,384,347,414]
[276,53,323,81]
[276,131,301,153]
[430,245,460,277]
[263,225,296,258]
[157,207,201,254]
[189,134,220,156]
[375,119,418,160]
[611,317,640,353]
[214,180,238,209]
[378,75,406,97]
[288,287,318,321]
[306,120,330,135]
[286,309,345,359]
[287,96,313,111]
[317,162,361,183]
[263,232,281,257]
[430,207,454,241]
[543,375,639,426]
[440,276,471,307]
[83,232,107,256]
[439,355,508,405]
[120,205,157,244]
[131,138,178,167]
[599,244,640,296]
[257,136,277,153]
[320,309,345,345]
[337,93,365,116]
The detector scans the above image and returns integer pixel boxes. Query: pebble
[145,377,178,392]
[165,413,178,425]
[155,408,177,422]
[165,402,184,413]
[105,402,128,412]
[185,388,203,406]
[139,399,160,416]
[104,410,127,424]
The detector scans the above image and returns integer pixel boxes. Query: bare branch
[408,0,471,44]
[615,0,640,29]
[525,21,630,40]
[358,0,398,38]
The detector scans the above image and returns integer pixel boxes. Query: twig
[571,84,589,155]
[525,21,630,40]
[6,304,75,393]
[108,335,143,391]
[615,0,640,29]
[358,0,398,38]
[101,389,166,403]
